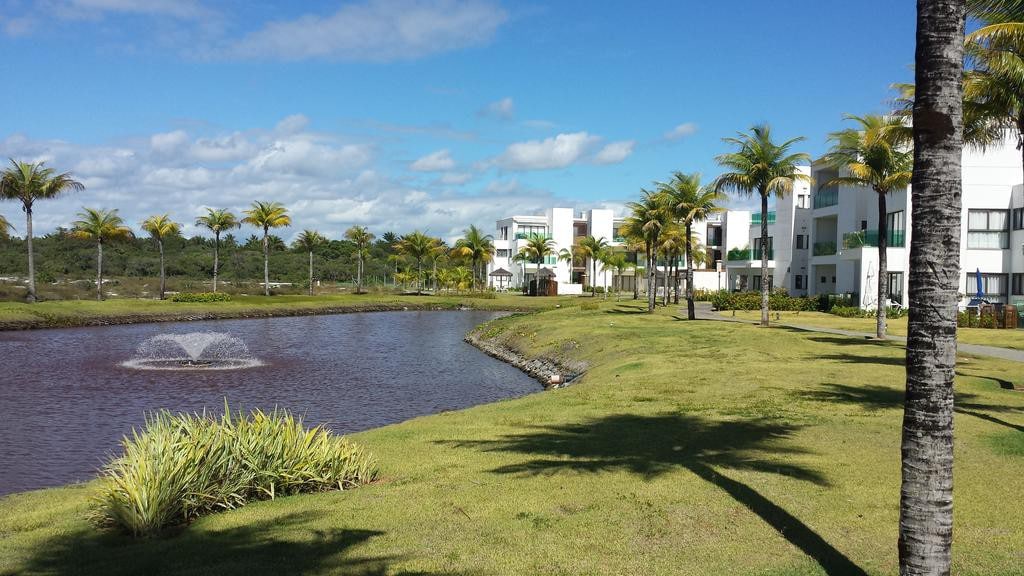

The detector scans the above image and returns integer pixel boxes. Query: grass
[0,292,582,329]
[1,300,1023,575]
[720,309,1024,351]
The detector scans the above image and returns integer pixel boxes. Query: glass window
[968,273,1008,296]
[795,275,804,290]
[499,226,509,240]
[1013,208,1024,230]
[967,209,1010,249]
[887,211,905,233]
[888,272,904,303]
[496,249,509,258]
[796,234,806,249]
[1012,273,1024,296]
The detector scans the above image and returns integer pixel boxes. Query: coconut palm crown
[453,225,495,290]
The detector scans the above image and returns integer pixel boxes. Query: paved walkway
[693,303,1024,363]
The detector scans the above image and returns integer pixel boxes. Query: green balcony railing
[813,241,837,256]
[727,248,774,261]
[814,187,839,209]
[613,236,626,243]
[842,229,906,249]
[750,211,776,225]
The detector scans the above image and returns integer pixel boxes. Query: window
[1013,208,1024,230]
[496,249,509,258]
[832,276,836,283]
[1012,273,1024,296]
[795,275,804,290]
[499,226,509,240]
[887,211,905,234]
[796,234,807,249]
[754,237,773,256]
[888,272,904,303]
[821,276,827,284]
[968,273,1008,296]
[797,194,809,209]
[861,220,868,231]
[751,275,773,291]
[707,225,723,246]
[967,209,1009,249]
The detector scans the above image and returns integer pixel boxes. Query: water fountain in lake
[122,332,263,370]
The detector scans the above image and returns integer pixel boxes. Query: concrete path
[693,303,1024,363]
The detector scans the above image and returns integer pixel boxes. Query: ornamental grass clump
[94,407,378,537]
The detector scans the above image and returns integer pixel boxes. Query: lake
[0,310,538,495]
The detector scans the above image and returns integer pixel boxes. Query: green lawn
[720,309,1024,351]
[1,301,1022,575]
[0,292,581,329]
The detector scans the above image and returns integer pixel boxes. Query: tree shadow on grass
[816,353,906,367]
[443,413,866,576]
[798,383,1023,433]
[604,305,649,315]
[9,510,464,576]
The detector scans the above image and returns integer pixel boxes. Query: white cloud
[496,132,600,171]
[593,140,635,165]
[150,130,189,153]
[244,139,372,176]
[664,122,697,141]
[275,114,310,135]
[190,133,253,163]
[437,172,472,185]
[480,96,514,119]
[225,0,508,62]
[410,149,456,172]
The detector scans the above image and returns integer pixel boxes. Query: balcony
[515,232,551,240]
[750,211,776,225]
[727,248,774,261]
[814,188,839,209]
[613,236,627,243]
[813,241,837,256]
[842,230,906,249]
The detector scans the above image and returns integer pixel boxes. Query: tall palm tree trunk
[262,229,270,296]
[213,231,220,293]
[96,240,103,301]
[24,208,36,303]
[899,1,964,573]
[646,247,656,312]
[685,223,695,319]
[759,192,770,326]
[308,250,314,296]
[877,191,889,339]
[158,239,166,300]
[357,253,363,293]
[633,260,639,300]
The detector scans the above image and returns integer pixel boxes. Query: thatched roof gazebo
[537,267,557,279]
[489,267,513,290]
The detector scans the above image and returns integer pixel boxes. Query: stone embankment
[465,329,585,389]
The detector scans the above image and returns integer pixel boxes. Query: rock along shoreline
[464,328,585,390]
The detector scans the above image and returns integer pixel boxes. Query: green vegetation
[95,408,376,538]
[169,292,232,303]
[0,293,579,330]
[1,301,1021,574]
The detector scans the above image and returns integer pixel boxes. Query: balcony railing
[514,232,551,240]
[842,229,907,249]
[727,248,774,261]
[750,211,776,225]
[814,187,839,209]
[813,241,837,256]
[613,236,627,243]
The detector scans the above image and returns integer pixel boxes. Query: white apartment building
[808,134,1024,309]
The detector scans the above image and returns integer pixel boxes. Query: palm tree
[0,214,13,241]
[659,172,725,319]
[657,225,686,306]
[519,233,556,266]
[453,225,495,290]
[576,235,609,297]
[623,189,669,312]
[140,214,181,300]
[396,231,436,294]
[242,201,292,296]
[822,115,913,339]
[602,252,630,300]
[293,229,327,296]
[898,1,965,574]
[195,208,240,293]
[429,239,449,292]
[511,250,529,293]
[70,208,133,301]
[344,226,375,294]
[0,160,84,302]
[715,124,810,326]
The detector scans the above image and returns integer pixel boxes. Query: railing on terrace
[613,236,627,243]
[814,187,839,209]
[750,211,776,225]
[813,241,837,256]
[842,230,906,249]
[727,248,774,261]
[514,232,551,240]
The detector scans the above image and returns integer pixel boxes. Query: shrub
[591,286,605,294]
[692,289,716,302]
[830,306,865,318]
[579,301,599,311]
[93,407,378,537]
[710,289,818,312]
[169,292,232,303]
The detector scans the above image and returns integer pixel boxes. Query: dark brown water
[0,311,538,495]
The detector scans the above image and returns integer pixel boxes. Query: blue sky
[0,0,917,240]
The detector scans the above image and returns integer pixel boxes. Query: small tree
[195,208,240,293]
[344,226,375,294]
[140,214,181,300]
[242,202,292,296]
[71,208,133,301]
[293,230,327,296]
